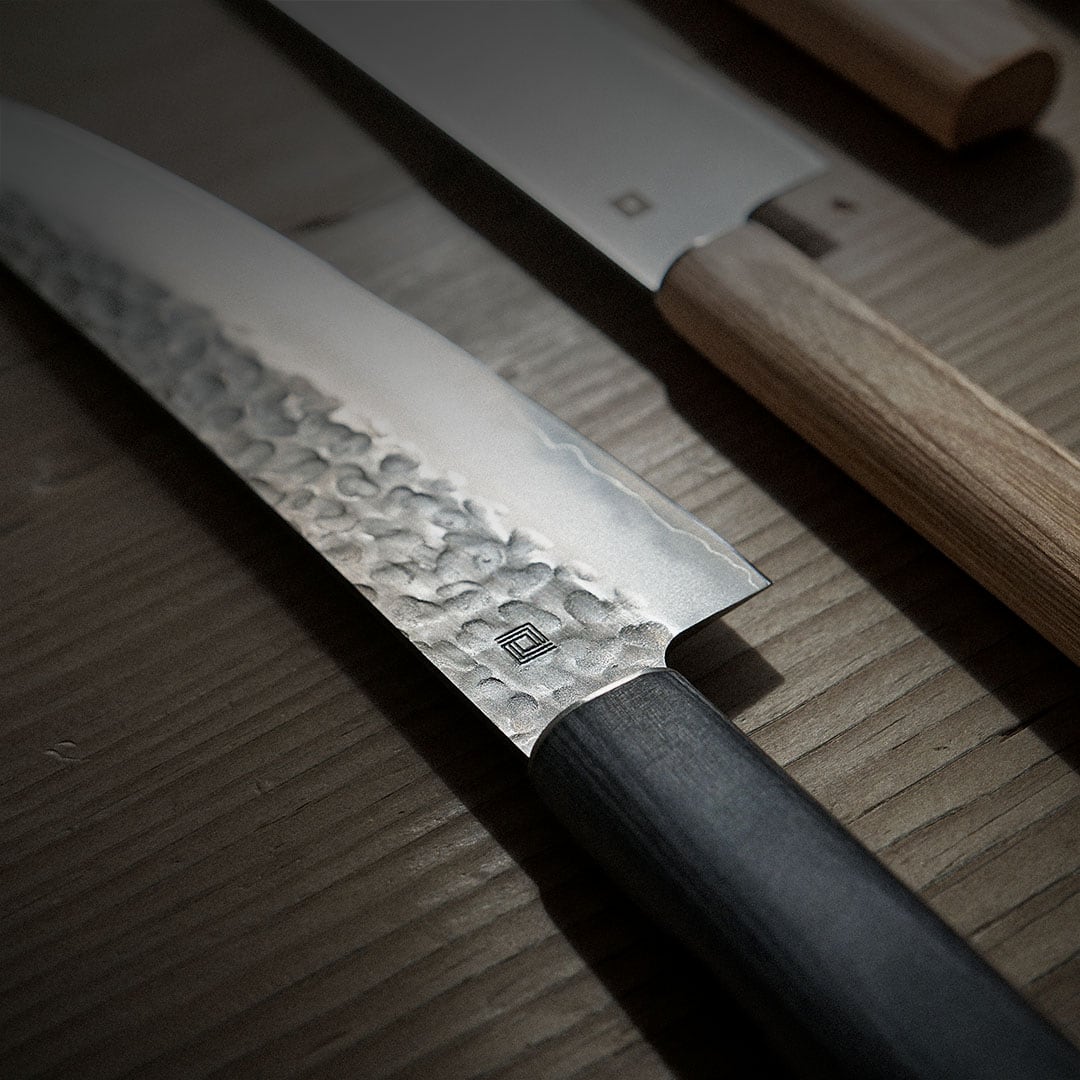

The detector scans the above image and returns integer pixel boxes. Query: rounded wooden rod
[729,0,1058,148]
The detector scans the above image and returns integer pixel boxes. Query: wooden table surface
[2,2,1079,1077]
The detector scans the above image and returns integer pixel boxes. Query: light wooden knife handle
[657,220,1080,666]
[728,0,1058,147]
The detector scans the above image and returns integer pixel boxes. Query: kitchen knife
[3,99,1079,1080]
[272,0,1080,670]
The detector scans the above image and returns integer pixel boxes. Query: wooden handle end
[730,0,1059,148]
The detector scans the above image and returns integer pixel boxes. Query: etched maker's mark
[496,623,558,664]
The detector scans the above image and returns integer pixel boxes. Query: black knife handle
[529,669,1080,1079]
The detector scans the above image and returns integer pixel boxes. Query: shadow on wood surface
[1030,0,1080,36]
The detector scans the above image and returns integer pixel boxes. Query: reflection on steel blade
[0,100,768,751]
[275,0,823,290]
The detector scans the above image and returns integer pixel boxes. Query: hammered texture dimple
[0,193,671,751]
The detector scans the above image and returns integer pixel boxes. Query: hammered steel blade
[274,0,824,291]
[0,99,767,752]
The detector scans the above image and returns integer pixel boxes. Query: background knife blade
[2,1,1080,1077]
[275,0,1080,671]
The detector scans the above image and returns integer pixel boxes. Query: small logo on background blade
[496,624,557,664]
[611,190,652,217]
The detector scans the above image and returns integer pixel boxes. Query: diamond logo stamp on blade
[496,624,558,664]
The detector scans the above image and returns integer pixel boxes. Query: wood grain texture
[657,219,1080,667]
[1,0,1079,1077]
[728,0,1059,147]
